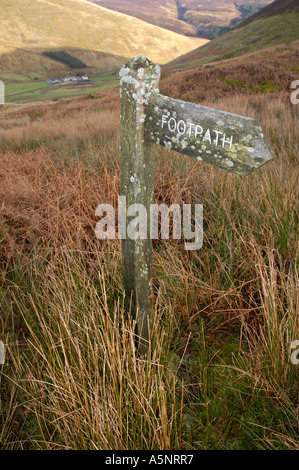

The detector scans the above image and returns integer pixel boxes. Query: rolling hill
[0,0,207,80]
[0,42,128,84]
[161,41,299,105]
[88,1,274,38]
[167,0,299,69]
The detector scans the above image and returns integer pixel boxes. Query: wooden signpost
[119,56,276,354]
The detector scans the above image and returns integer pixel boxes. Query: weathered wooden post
[119,56,276,354]
[119,56,160,354]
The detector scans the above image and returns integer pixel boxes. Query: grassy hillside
[237,0,299,24]
[0,43,69,83]
[88,0,197,35]
[0,0,207,68]
[176,0,274,38]
[162,41,299,102]
[168,0,299,69]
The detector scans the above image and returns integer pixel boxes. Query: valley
[89,0,275,38]
[0,0,207,85]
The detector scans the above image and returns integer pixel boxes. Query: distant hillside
[0,0,207,78]
[167,0,299,69]
[88,1,274,38]
[175,0,275,39]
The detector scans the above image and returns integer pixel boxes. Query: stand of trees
[42,51,87,69]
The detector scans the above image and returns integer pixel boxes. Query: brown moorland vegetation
[162,42,299,102]
[168,0,299,68]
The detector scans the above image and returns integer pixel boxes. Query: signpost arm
[119,56,160,354]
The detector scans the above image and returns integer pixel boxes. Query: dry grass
[1,250,180,449]
[0,81,298,449]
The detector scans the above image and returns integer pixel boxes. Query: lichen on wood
[145,94,276,176]
[119,55,276,355]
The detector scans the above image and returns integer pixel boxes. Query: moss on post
[119,56,161,355]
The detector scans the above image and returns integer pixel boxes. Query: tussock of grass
[1,250,180,449]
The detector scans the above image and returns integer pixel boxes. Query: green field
[4,76,119,103]
[0,0,206,66]
[5,81,47,97]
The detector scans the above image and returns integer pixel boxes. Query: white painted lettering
[213,130,223,146]
[177,120,186,135]
[195,125,203,139]
[202,129,212,144]
[161,115,168,128]
[222,134,234,148]
[168,117,176,132]
[159,115,236,151]
[188,122,195,137]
